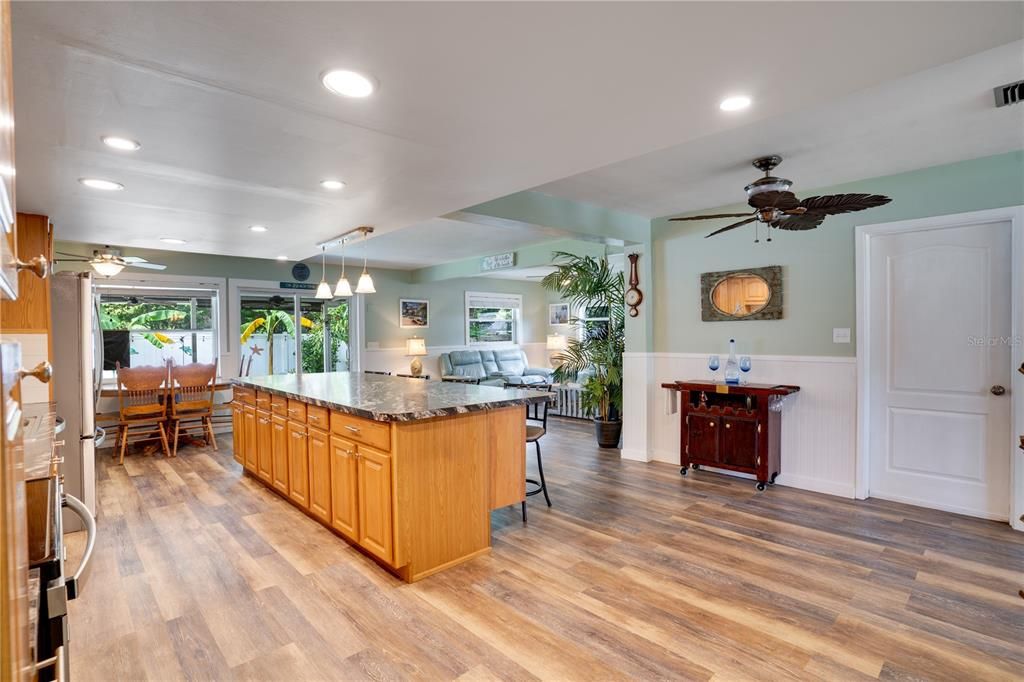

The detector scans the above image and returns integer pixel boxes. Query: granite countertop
[232,372,553,422]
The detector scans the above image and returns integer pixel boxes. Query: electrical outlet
[833,328,851,344]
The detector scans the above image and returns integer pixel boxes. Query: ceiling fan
[670,155,892,241]
[55,246,167,277]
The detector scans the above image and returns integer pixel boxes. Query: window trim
[465,291,522,347]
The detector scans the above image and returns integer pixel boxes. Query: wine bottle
[724,338,740,385]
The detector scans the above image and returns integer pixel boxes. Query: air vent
[994,79,1024,107]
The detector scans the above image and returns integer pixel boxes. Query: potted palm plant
[541,252,625,448]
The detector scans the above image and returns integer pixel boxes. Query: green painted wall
[410,238,611,283]
[55,239,567,351]
[652,151,1024,356]
[363,269,558,349]
[463,190,651,245]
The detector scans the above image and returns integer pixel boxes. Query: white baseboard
[620,448,651,463]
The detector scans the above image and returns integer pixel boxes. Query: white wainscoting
[626,352,858,498]
[361,342,549,378]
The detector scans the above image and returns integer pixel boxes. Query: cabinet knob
[19,361,52,384]
[709,420,715,427]
[15,255,49,279]
[724,423,731,429]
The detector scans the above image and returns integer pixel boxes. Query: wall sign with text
[480,252,515,272]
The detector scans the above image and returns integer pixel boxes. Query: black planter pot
[594,418,623,449]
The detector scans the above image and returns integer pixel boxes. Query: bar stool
[522,387,553,521]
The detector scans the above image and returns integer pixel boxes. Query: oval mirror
[710,273,771,318]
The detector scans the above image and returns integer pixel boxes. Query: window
[98,290,219,377]
[466,292,521,345]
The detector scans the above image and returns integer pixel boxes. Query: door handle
[991,385,1006,396]
[62,493,95,599]
[19,361,52,383]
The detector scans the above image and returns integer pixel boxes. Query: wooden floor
[66,418,1024,681]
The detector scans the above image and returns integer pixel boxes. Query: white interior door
[867,218,1012,519]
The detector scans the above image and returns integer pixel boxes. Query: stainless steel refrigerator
[50,271,104,530]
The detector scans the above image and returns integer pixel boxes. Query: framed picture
[399,299,429,328]
[549,303,570,326]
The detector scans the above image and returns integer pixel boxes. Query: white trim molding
[632,351,858,498]
[856,205,1024,530]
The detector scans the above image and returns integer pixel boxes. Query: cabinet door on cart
[687,416,718,462]
[719,417,757,469]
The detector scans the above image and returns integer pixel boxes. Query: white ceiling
[538,40,1024,218]
[12,2,1024,265]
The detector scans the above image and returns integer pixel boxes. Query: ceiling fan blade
[798,193,891,215]
[771,212,826,231]
[782,207,807,215]
[669,212,752,221]
[704,217,757,238]
[54,257,90,263]
[126,262,167,270]
[121,256,150,264]
[748,190,800,211]
[55,251,90,258]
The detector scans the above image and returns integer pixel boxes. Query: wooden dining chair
[115,362,171,464]
[169,361,218,457]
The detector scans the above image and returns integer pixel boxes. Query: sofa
[439,348,553,387]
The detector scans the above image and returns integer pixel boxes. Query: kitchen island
[230,372,552,582]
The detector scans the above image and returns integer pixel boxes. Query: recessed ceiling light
[79,178,124,191]
[249,225,268,233]
[160,237,186,245]
[719,95,752,112]
[320,179,345,191]
[102,136,141,151]
[321,69,375,98]
[276,255,288,261]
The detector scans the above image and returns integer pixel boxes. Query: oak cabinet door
[271,415,289,494]
[242,405,258,473]
[307,427,331,523]
[256,409,273,483]
[329,434,358,540]
[286,420,309,509]
[357,445,393,563]
[231,402,244,464]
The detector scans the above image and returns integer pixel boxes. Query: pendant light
[354,228,375,294]
[333,238,353,297]
[314,246,333,299]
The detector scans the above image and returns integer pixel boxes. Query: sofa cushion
[504,375,549,387]
[494,348,527,376]
[446,350,486,380]
[478,350,500,376]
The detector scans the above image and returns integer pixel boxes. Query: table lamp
[546,333,567,366]
[406,337,427,376]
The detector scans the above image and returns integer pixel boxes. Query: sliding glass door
[239,291,350,377]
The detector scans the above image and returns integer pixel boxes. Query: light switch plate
[833,327,851,344]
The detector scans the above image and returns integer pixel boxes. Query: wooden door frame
[855,205,1024,530]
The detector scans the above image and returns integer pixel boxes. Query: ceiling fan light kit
[670,155,892,241]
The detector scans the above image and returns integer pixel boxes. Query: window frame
[465,291,522,347]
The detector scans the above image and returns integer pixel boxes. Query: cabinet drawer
[306,404,329,430]
[271,394,288,416]
[286,399,307,422]
[330,411,391,452]
[255,391,271,410]
[235,387,255,405]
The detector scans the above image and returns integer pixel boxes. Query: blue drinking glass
[739,355,752,384]
[708,354,720,380]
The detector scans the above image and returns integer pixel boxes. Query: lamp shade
[405,337,427,356]
[333,276,353,297]
[355,272,376,294]
[546,334,567,351]
[314,280,334,299]
[91,260,125,278]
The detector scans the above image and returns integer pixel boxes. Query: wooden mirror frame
[700,265,783,322]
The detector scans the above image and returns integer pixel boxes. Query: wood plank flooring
[66,418,1024,681]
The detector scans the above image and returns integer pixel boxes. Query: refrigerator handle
[62,493,95,600]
